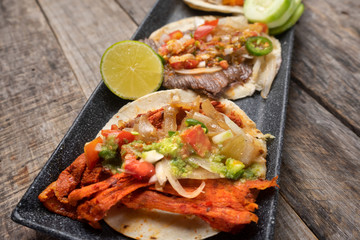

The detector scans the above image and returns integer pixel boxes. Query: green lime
[100,40,163,100]
[269,3,304,35]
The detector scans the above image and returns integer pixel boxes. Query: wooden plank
[116,0,158,25]
[292,0,360,135]
[280,81,360,239]
[275,195,317,240]
[0,0,86,239]
[38,0,140,98]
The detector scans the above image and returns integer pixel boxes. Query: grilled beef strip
[163,63,252,98]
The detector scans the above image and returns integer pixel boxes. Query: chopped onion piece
[95,143,102,152]
[193,112,224,133]
[222,35,230,43]
[194,17,205,28]
[159,33,170,45]
[242,54,254,59]
[198,61,206,68]
[224,47,233,55]
[222,113,245,135]
[231,36,239,43]
[212,130,234,144]
[162,105,178,133]
[134,115,157,142]
[148,174,158,184]
[206,34,213,42]
[187,156,212,172]
[175,66,222,75]
[163,160,205,198]
[142,150,164,164]
[201,99,229,130]
[155,161,167,186]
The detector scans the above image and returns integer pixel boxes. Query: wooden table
[1,0,359,239]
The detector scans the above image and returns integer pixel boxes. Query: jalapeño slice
[245,36,273,56]
[185,118,208,133]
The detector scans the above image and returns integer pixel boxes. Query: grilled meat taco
[147,16,281,99]
[39,89,278,239]
[183,0,244,14]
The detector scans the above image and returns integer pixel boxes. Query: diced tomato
[194,19,219,40]
[111,124,119,130]
[169,30,184,40]
[183,38,195,49]
[158,44,169,56]
[254,22,269,34]
[184,59,199,69]
[219,60,229,69]
[124,156,155,180]
[170,61,184,70]
[166,40,182,54]
[243,30,259,38]
[180,125,212,157]
[84,136,103,170]
[117,131,135,146]
[204,19,219,27]
[222,0,244,6]
[101,130,135,147]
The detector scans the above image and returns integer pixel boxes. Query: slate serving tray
[11,0,294,239]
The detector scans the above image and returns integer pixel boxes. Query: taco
[183,0,244,14]
[147,16,281,99]
[39,89,278,239]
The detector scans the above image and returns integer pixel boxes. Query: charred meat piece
[123,177,278,233]
[76,177,150,223]
[163,63,252,98]
[54,153,87,204]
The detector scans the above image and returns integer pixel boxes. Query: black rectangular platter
[11,0,294,239]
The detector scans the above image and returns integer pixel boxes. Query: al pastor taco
[146,16,281,99]
[183,0,244,14]
[39,89,278,239]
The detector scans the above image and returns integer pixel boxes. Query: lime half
[100,40,163,100]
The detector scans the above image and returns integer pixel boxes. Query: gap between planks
[277,192,318,240]
[34,0,87,98]
[292,75,360,138]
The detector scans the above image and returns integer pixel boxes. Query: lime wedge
[100,40,163,100]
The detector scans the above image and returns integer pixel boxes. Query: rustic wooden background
[1,0,359,239]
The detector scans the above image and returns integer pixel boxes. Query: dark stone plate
[11,0,294,239]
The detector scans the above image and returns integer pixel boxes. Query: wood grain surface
[281,81,360,239]
[292,0,360,136]
[1,0,359,239]
[0,0,86,239]
[38,0,139,98]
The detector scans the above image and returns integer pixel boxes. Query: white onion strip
[162,160,205,198]
[175,66,222,75]
[222,113,245,135]
[187,156,212,173]
[155,161,167,186]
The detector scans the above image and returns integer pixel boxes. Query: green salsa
[99,136,122,173]
[100,127,264,181]
[143,134,184,159]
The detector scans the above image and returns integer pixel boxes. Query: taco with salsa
[39,89,278,239]
[146,16,281,99]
